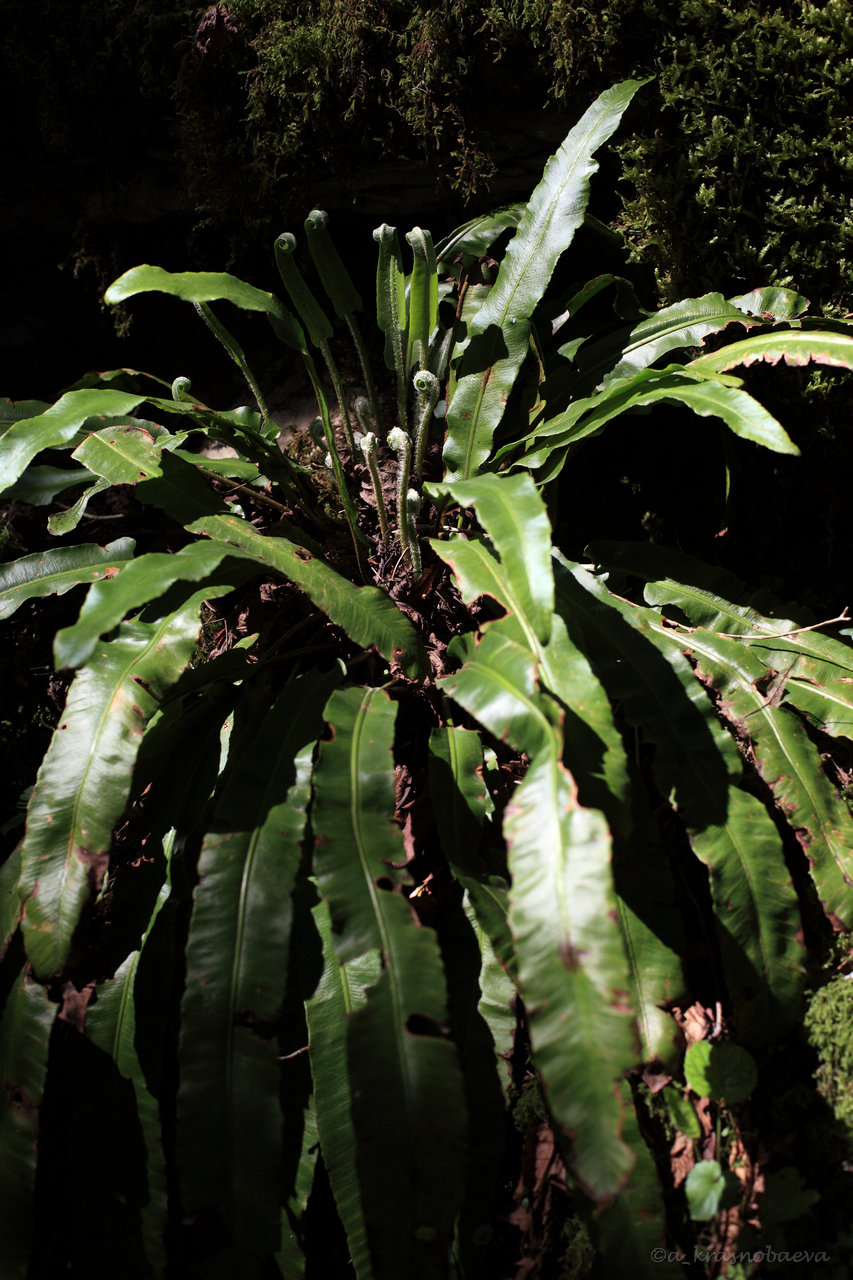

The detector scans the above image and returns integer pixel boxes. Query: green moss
[615,0,853,310]
[804,974,853,1150]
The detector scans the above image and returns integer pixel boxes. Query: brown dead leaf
[57,980,94,1033]
[670,1132,696,1189]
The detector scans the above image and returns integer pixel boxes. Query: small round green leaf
[684,1040,758,1103]
[685,1159,725,1221]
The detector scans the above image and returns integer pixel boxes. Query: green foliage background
[6,1,852,309]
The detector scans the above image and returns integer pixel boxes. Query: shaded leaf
[0,971,57,1278]
[555,559,806,1040]
[3,465,91,506]
[301,891,379,1280]
[85,834,175,1273]
[685,1160,728,1221]
[177,674,333,1255]
[593,1083,681,1277]
[684,1041,758,1104]
[312,686,467,1280]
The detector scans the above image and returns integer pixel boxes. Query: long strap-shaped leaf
[17,600,202,978]
[0,538,136,620]
[85,834,175,1273]
[311,686,467,1280]
[177,673,334,1257]
[428,474,632,826]
[514,366,798,482]
[73,425,427,678]
[430,483,678,1059]
[53,541,258,669]
[438,619,637,1200]
[689,327,853,374]
[427,726,515,1278]
[649,617,853,931]
[300,891,380,1280]
[443,79,647,479]
[556,560,806,1040]
[0,970,57,1278]
[592,1082,683,1278]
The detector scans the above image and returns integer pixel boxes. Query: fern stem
[359,432,390,546]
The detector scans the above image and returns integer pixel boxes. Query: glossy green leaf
[783,679,853,738]
[105,263,295,328]
[0,847,23,963]
[72,427,428,678]
[505,750,637,1201]
[434,203,524,266]
[428,726,517,1004]
[598,292,760,384]
[727,286,810,320]
[17,600,202,978]
[54,541,257,669]
[311,686,467,1280]
[443,79,647,478]
[614,840,686,1071]
[441,622,560,759]
[0,971,57,1277]
[428,472,554,643]
[684,1040,758,1104]
[0,537,136,620]
[689,328,853,375]
[475,81,647,331]
[274,233,334,347]
[177,674,332,1255]
[676,625,853,932]
[429,480,631,830]
[0,389,155,492]
[595,545,853,932]
[405,227,438,371]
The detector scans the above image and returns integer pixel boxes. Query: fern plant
[3,80,853,1278]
